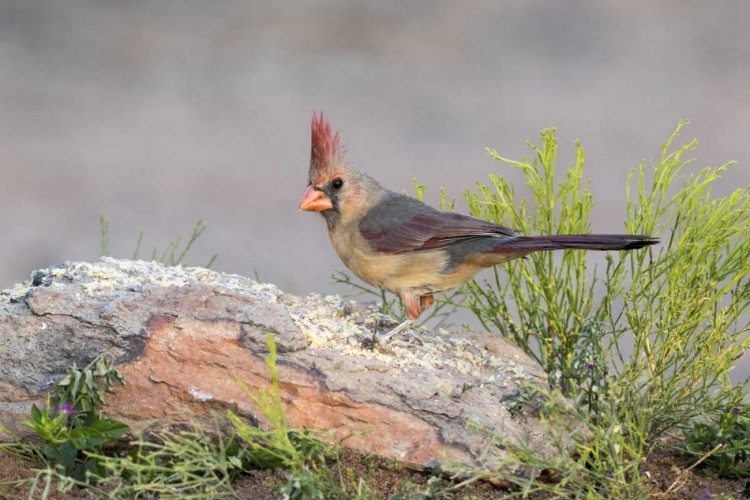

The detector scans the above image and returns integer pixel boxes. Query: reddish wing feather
[359,194,518,254]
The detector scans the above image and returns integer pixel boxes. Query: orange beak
[299,185,333,212]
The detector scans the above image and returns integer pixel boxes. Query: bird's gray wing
[358,192,518,254]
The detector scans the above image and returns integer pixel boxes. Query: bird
[299,112,659,345]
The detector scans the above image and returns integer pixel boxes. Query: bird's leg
[375,290,421,346]
[420,294,434,311]
[375,318,412,345]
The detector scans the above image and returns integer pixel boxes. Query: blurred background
[2,1,749,371]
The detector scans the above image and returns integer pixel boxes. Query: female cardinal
[299,112,658,345]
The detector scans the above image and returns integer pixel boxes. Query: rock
[0,258,572,472]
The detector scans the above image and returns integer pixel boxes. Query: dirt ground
[0,445,746,499]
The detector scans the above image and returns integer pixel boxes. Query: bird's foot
[366,319,413,351]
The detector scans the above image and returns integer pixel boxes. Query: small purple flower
[606,472,614,479]
[57,403,74,416]
[732,407,741,415]
[560,383,568,394]
[700,489,711,500]
[587,363,595,371]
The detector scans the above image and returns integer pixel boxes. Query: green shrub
[451,120,748,425]
[453,121,750,496]
[684,403,750,479]
[20,354,129,482]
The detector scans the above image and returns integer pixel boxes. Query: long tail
[492,234,659,253]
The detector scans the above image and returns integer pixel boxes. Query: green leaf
[20,420,42,434]
[85,369,95,394]
[51,412,68,428]
[89,418,130,440]
[30,404,43,423]
[94,355,107,376]
[69,427,108,450]
[57,372,73,387]
[81,410,97,427]
[71,370,82,398]
[44,441,77,474]
[74,457,103,484]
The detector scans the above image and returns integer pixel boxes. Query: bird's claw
[359,330,395,352]
[366,319,421,352]
[374,332,394,352]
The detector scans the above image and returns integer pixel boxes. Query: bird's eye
[331,178,344,189]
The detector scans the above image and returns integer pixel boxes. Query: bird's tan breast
[328,225,451,294]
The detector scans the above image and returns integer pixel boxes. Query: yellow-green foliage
[463,121,749,426]
[228,334,330,472]
[451,121,750,498]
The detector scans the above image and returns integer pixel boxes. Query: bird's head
[299,112,381,227]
